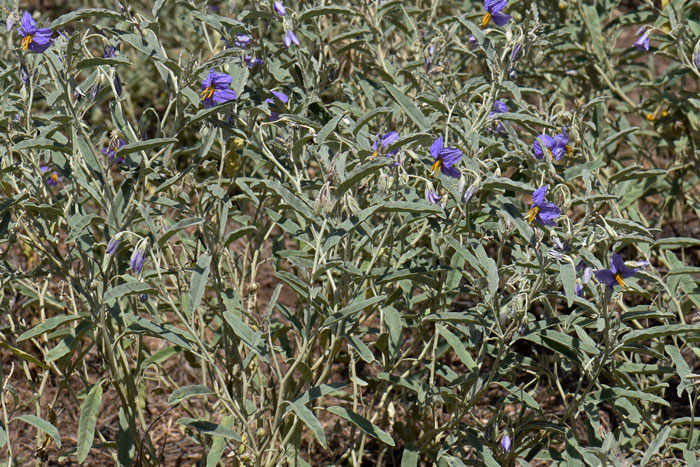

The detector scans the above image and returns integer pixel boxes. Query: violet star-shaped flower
[18,11,52,53]
[371,131,400,165]
[594,253,637,291]
[482,0,511,27]
[533,130,570,161]
[429,136,462,179]
[40,166,60,186]
[265,90,289,121]
[526,185,560,226]
[200,69,237,108]
[103,139,126,165]
[130,247,146,273]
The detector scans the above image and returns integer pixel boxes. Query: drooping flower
[200,69,237,108]
[18,11,52,53]
[284,30,300,48]
[113,72,122,96]
[429,137,462,179]
[463,184,478,203]
[90,82,102,100]
[104,45,117,58]
[510,43,523,63]
[265,90,289,121]
[576,264,592,297]
[106,237,120,255]
[501,434,512,452]
[526,185,561,226]
[273,1,287,16]
[481,0,511,27]
[489,100,508,132]
[20,64,30,86]
[130,247,146,273]
[244,55,264,68]
[371,131,400,165]
[694,51,700,68]
[103,138,126,165]
[634,27,650,52]
[40,166,60,186]
[594,253,637,291]
[426,188,441,204]
[73,85,86,101]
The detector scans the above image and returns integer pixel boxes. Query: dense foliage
[2,0,700,465]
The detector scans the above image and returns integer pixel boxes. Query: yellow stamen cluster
[527,206,539,223]
[370,150,379,158]
[548,148,554,160]
[615,273,626,287]
[481,13,492,27]
[566,145,573,156]
[22,35,33,50]
[201,86,215,99]
[431,159,442,176]
[49,173,59,183]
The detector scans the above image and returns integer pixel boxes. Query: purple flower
[482,0,510,27]
[244,55,264,68]
[40,166,60,186]
[139,293,149,303]
[18,11,52,53]
[371,131,400,165]
[533,130,569,161]
[489,100,508,132]
[429,137,462,179]
[103,139,126,165]
[576,266,592,297]
[234,33,251,49]
[526,185,560,226]
[501,434,512,452]
[273,1,287,16]
[130,247,146,273]
[201,69,237,108]
[265,90,289,121]
[106,237,120,255]
[284,30,300,48]
[634,28,650,52]
[594,254,637,290]
[468,35,479,49]
[693,51,700,68]
[426,188,441,204]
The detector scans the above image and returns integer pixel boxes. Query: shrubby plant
[1,0,700,465]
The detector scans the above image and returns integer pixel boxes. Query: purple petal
[594,269,617,290]
[212,88,237,104]
[271,90,289,104]
[532,185,547,206]
[536,201,560,224]
[484,0,507,14]
[439,147,462,167]
[382,131,400,147]
[426,189,441,204]
[21,11,35,34]
[610,253,625,275]
[430,137,443,159]
[583,267,592,283]
[211,72,234,88]
[274,1,287,15]
[441,165,461,179]
[493,100,508,114]
[491,11,511,26]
